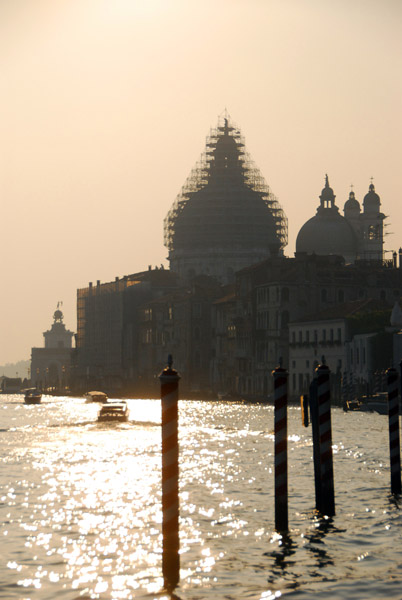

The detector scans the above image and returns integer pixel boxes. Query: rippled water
[0,394,401,599]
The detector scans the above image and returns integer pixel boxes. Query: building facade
[31,306,74,392]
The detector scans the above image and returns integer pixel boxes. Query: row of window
[291,328,342,344]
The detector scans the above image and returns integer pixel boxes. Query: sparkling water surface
[0,395,401,599]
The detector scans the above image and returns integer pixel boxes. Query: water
[0,395,401,600]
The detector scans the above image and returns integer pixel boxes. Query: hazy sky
[1,0,401,366]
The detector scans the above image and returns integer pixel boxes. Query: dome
[363,183,380,212]
[344,190,360,212]
[164,116,288,259]
[296,212,358,257]
[296,176,358,260]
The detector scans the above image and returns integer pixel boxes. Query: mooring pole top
[272,357,288,376]
[159,354,181,381]
[315,354,330,370]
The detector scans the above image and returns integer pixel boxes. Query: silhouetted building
[31,305,74,391]
[212,253,402,398]
[70,116,401,399]
[73,268,180,394]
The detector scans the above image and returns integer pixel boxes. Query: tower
[359,182,385,261]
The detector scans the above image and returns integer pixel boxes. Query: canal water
[0,395,401,599]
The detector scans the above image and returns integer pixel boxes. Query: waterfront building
[0,376,23,393]
[288,298,391,399]
[31,306,74,392]
[164,115,288,284]
[137,276,222,395]
[219,253,402,399]
[73,268,179,394]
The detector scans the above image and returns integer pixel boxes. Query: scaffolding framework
[164,115,288,253]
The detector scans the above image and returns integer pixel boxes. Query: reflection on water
[0,396,401,599]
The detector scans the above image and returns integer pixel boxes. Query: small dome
[363,183,380,212]
[344,190,360,212]
[54,309,63,322]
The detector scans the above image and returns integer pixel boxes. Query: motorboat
[24,389,42,404]
[85,391,108,403]
[97,400,129,423]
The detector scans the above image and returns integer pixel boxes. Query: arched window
[281,287,290,303]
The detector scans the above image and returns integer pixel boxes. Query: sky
[0,0,401,366]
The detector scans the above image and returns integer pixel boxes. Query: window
[321,289,327,302]
[143,329,152,344]
[193,303,201,318]
[281,311,289,329]
[306,331,310,343]
[337,328,342,342]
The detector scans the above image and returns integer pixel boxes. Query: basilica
[66,115,401,399]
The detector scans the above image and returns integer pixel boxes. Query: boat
[97,400,129,423]
[85,391,108,403]
[24,389,42,404]
[344,398,362,411]
[217,392,244,401]
[347,393,402,416]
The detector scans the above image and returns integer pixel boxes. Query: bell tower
[360,181,385,261]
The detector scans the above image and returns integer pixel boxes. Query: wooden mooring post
[316,360,335,517]
[386,367,401,496]
[272,361,289,533]
[159,355,181,591]
[308,378,322,512]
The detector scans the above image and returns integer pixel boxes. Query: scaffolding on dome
[164,114,288,253]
